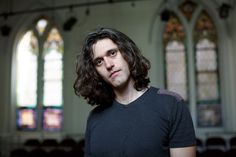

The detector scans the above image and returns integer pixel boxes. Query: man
[74,27,196,157]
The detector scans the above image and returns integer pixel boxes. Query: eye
[109,49,117,57]
[94,58,103,66]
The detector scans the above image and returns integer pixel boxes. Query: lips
[109,70,120,78]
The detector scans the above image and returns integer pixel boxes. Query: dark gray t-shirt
[85,87,196,157]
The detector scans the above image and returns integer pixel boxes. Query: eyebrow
[93,48,118,62]
[107,48,118,54]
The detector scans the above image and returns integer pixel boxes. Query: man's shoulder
[87,105,109,124]
[90,104,109,115]
[150,86,184,102]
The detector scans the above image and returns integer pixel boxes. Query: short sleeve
[169,100,196,148]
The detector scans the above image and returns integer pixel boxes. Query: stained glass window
[15,18,64,131]
[36,18,48,35]
[17,108,37,130]
[163,14,188,100]
[179,0,197,21]
[43,28,63,107]
[161,1,222,128]
[16,31,38,107]
[194,11,222,127]
[43,108,63,131]
[42,28,63,130]
[196,39,218,100]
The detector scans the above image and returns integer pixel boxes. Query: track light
[219,3,232,19]
[108,0,114,3]
[85,8,90,16]
[63,16,77,31]
[1,24,11,36]
[131,1,135,7]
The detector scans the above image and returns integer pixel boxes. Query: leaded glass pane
[43,108,62,131]
[44,28,64,54]
[44,60,62,80]
[17,108,37,130]
[16,31,38,107]
[197,73,218,100]
[197,104,222,127]
[194,11,216,42]
[196,39,217,71]
[43,28,63,107]
[163,15,185,44]
[43,81,62,106]
[36,18,48,35]
[166,41,187,99]
[179,0,197,21]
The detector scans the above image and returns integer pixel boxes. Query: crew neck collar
[114,87,152,107]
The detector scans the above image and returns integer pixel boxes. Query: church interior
[1,0,236,156]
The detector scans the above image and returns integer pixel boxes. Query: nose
[104,57,114,70]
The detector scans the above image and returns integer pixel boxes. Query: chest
[88,105,171,157]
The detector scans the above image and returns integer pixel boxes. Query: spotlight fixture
[219,3,232,19]
[131,1,135,7]
[108,0,114,3]
[85,7,90,16]
[63,16,77,31]
[160,9,171,22]
[1,24,11,36]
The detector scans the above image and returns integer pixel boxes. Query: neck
[114,80,147,105]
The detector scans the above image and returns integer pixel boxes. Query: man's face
[92,38,132,89]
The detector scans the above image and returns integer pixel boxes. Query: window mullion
[36,39,45,131]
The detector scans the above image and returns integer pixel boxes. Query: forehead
[92,38,118,58]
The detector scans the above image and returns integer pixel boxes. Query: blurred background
[1,0,236,156]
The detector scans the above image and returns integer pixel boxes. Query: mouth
[109,70,120,78]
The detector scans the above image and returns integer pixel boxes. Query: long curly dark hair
[73,27,150,106]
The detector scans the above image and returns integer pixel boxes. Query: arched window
[194,11,222,127]
[15,17,64,131]
[162,1,222,128]
[163,14,188,100]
